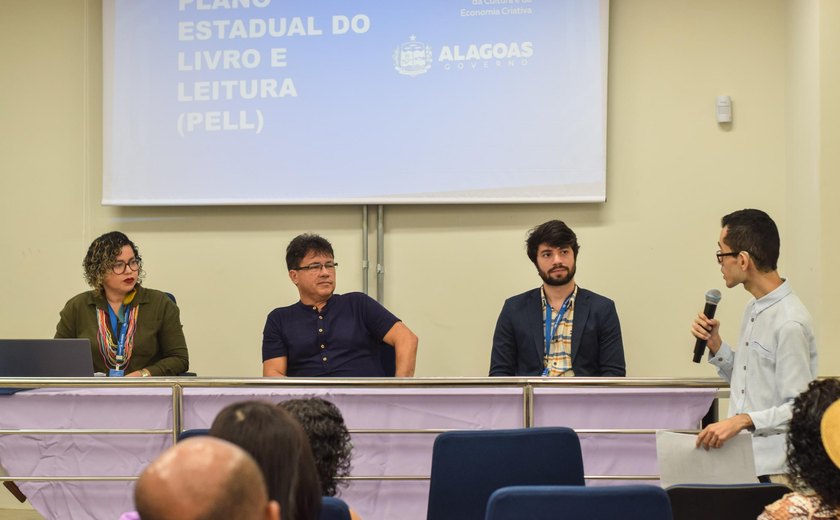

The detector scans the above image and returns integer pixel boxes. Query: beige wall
[818,0,840,374]
[1,0,838,380]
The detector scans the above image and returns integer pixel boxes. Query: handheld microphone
[693,289,722,363]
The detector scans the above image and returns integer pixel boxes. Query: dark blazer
[489,287,626,376]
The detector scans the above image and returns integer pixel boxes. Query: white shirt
[709,279,818,476]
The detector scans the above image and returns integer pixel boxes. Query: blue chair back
[666,483,791,520]
[177,428,210,442]
[486,485,672,520]
[426,427,584,520]
[319,496,351,520]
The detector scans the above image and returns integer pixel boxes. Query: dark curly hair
[285,234,334,271]
[786,378,840,508]
[279,398,352,497]
[83,231,145,292]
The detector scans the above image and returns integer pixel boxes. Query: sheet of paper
[656,430,759,488]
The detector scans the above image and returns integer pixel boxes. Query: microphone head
[705,289,722,305]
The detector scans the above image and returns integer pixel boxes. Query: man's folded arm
[384,321,418,377]
[263,357,287,377]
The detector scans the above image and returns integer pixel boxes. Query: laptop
[0,339,95,378]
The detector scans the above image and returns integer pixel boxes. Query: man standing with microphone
[690,209,818,482]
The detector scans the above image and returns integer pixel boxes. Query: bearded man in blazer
[489,220,626,377]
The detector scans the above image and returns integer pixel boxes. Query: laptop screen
[0,339,95,378]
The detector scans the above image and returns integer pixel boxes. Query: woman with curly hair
[759,378,840,519]
[279,397,363,519]
[210,400,322,520]
[55,231,189,376]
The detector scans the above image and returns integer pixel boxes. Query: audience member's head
[210,400,322,520]
[787,378,840,508]
[134,437,280,520]
[279,397,353,497]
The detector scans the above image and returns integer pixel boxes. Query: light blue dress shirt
[709,279,818,476]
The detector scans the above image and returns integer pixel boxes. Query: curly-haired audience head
[526,220,580,265]
[83,231,145,292]
[279,397,353,497]
[210,401,322,520]
[720,209,780,272]
[286,234,334,271]
[786,378,840,508]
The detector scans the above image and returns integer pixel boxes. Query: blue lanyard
[107,304,130,366]
[544,292,574,361]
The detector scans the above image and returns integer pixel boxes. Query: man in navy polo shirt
[262,234,418,377]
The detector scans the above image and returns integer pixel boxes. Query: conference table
[0,377,721,520]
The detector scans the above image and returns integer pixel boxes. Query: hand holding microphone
[691,289,722,363]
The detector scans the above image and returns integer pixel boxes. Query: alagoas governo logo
[394,35,533,76]
[393,36,433,76]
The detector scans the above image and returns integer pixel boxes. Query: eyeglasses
[715,250,740,264]
[111,258,141,274]
[293,262,338,272]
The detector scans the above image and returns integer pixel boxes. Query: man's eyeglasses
[715,250,740,264]
[111,258,141,274]
[294,262,338,272]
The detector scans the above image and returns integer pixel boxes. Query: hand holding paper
[656,431,758,488]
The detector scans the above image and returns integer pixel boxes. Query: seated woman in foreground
[210,400,322,520]
[55,231,188,376]
[280,397,362,519]
[759,378,840,520]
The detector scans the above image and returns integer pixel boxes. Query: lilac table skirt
[0,384,716,520]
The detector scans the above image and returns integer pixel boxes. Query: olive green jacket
[55,285,189,376]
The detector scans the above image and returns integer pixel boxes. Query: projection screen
[103,0,609,205]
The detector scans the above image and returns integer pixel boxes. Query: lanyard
[107,304,131,366]
[544,292,573,361]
